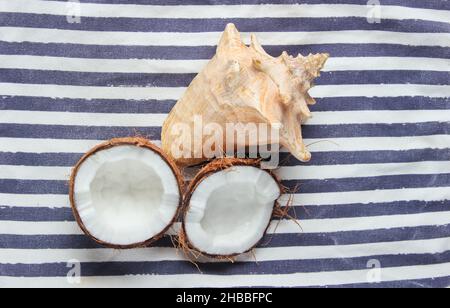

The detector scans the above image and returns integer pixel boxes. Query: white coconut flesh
[184,166,281,256]
[73,145,180,246]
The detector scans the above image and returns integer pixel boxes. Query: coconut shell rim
[181,158,284,259]
[69,137,185,250]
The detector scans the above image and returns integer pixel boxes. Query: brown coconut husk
[69,137,185,249]
[178,157,292,261]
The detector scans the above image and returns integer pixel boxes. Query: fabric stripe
[2,14,450,33]
[2,161,450,181]
[1,69,449,87]
[0,56,449,73]
[0,237,448,263]
[1,96,449,113]
[0,122,448,141]
[283,174,450,193]
[2,224,450,249]
[0,96,176,113]
[2,212,450,235]
[312,97,450,111]
[0,135,448,154]
[1,149,448,167]
[1,83,449,100]
[2,173,449,195]
[38,0,450,11]
[1,1,449,22]
[2,251,450,277]
[1,42,448,59]
[2,27,449,47]
[0,262,449,287]
[291,187,450,207]
[1,110,450,127]
[1,186,448,208]
[2,56,450,74]
[324,276,450,288]
[2,200,449,222]
[0,207,75,222]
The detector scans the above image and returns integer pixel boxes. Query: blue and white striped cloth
[0,0,449,288]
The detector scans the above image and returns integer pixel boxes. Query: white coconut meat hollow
[71,140,182,248]
[184,165,281,257]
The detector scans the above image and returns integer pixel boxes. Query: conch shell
[162,23,329,166]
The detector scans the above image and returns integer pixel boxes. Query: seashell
[162,23,329,166]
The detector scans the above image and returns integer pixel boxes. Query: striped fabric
[0,0,449,288]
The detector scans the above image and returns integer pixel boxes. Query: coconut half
[69,137,184,249]
[182,159,282,258]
